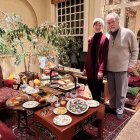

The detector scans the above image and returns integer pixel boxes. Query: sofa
[0,65,19,110]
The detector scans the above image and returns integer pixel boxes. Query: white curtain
[135,6,140,35]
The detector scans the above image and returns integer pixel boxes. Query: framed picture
[105,0,113,5]
[108,8,121,16]
[114,0,121,4]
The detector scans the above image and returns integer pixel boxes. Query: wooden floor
[115,109,140,140]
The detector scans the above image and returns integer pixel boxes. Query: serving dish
[86,100,100,107]
[53,115,72,126]
[22,101,39,108]
[53,107,67,115]
[6,94,30,107]
[24,86,39,95]
[66,98,89,115]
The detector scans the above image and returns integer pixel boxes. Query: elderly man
[106,12,138,120]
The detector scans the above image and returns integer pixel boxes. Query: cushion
[0,87,19,106]
[4,79,15,88]
[130,60,140,76]
[128,87,140,97]
[0,121,16,140]
[126,92,140,107]
[128,76,140,87]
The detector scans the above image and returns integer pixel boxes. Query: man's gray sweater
[107,27,139,72]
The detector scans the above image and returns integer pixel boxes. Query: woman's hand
[97,72,103,79]
[83,69,87,76]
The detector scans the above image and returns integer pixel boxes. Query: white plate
[24,86,39,95]
[53,115,72,126]
[66,98,89,115]
[22,101,39,108]
[53,107,67,115]
[86,100,100,107]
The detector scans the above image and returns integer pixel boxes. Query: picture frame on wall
[105,0,113,5]
[108,8,121,16]
[114,0,121,4]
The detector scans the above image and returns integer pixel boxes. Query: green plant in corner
[0,12,57,73]
[0,11,81,75]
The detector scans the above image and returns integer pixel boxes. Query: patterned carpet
[0,107,134,140]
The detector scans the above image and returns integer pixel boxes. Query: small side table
[6,95,50,129]
[17,109,33,128]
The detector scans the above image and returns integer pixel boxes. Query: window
[56,0,84,37]
[56,0,85,69]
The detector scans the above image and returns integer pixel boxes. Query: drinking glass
[70,92,77,98]
[64,92,70,101]
[46,95,58,113]
[64,92,69,98]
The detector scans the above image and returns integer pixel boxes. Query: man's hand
[128,67,135,73]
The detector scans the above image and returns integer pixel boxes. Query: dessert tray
[39,86,63,95]
[59,83,80,91]
[6,94,30,107]
[66,98,89,115]
[53,115,72,126]
[53,107,67,115]
[50,73,79,91]
[86,100,100,107]
[22,101,39,108]
[50,83,60,88]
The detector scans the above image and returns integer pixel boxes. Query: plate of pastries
[52,74,78,91]
[6,93,30,107]
[53,107,67,115]
[31,92,54,103]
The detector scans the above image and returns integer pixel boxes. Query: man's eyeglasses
[107,20,116,25]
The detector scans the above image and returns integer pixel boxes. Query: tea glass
[46,95,58,114]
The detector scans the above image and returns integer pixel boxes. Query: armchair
[0,65,19,110]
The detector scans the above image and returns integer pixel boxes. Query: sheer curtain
[135,6,140,35]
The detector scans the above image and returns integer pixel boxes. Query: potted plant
[0,12,53,80]
[0,12,81,81]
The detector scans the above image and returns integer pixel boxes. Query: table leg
[17,111,20,128]
[96,105,105,140]
[17,110,28,128]
[97,119,104,140]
